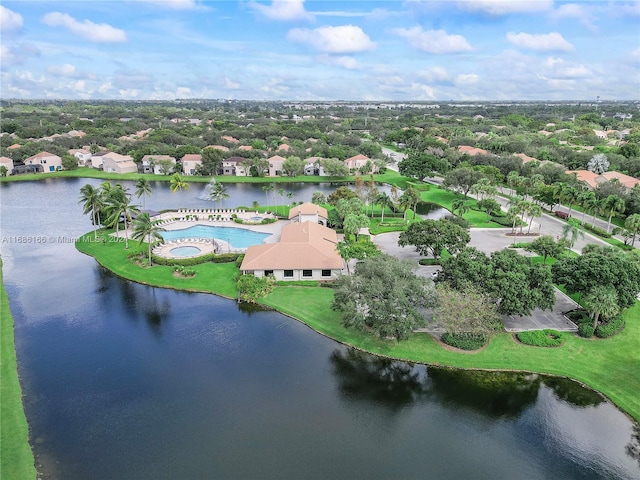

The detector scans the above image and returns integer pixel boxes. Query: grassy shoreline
[76,231,640,423]
[0,258,37,479]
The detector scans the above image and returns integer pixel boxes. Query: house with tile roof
[344,154,377,173]
[68,148,92,166]
[458,145,491,156]
[141,155,177,175]
[288,202,328,226]
[566,170,640,192]
[102,153,138,174]
[303,156,324,176]
[24,152,62,172]
[182,154,202,176]
[0,156,14,175]
[221,156,244,176]
[267,155,286,177]
[239,221,344,281]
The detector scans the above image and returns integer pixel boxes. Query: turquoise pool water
[162,225,270,249]
[170,246,202,257]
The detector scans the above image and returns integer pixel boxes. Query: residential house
[221,135,240,144]
[267,155,286,177]
[102,153,137,174]
[205,145,230,152]
[24,151,62,172]
[566,170,640,192]
[221,156,244,176]
[68,148,92,166]
[141,155,177,175]
[0,156,14,175]
[344,154,377,174]
[458,145,491,156]
[234,158,253,177]
[288,202,328,226]
[182,154,202,176]
[276,144,290,153]
[240,221,344,281]
[91,151,110,169]
[303,156,324,176]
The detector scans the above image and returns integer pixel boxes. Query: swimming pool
[170,246,202,257]
[161,225,270,249]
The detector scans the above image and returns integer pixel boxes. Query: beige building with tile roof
[24,151,62,172]
[0,156,14,175]
[102,153,138,174]
[566,170,640,191]
[240,221,344,281]
[182,154,202,176]
[288,202,328,226]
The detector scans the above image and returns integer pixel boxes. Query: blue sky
[2,0,639,101]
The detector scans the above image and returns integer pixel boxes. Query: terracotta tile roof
[223,156,245,164]
[221,135,240,144]
[277,144,290,152]
[240,222,342,271]
[182,154,202,162]
[7,144,21,149]
[26,151,57,160]
[514,153,538,163]
[0,156,13,164]
[599,171,640,189]
[267,155,286,163]
[238,145,253,150]
[288,202,328,220]
[205,145,230,151]
[458,145,490,156]
[566,170,600,189]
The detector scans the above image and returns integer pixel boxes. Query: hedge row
[440,332,488,351]
[150,252,242,266]
[516,329,566,347]
[581,222,612,238]
[595,316,625,338]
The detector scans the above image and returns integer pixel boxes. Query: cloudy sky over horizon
[2,0,639,101]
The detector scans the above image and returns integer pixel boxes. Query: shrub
[419,258,441,266]
[578,323,595,338]
[440,332,488,351]
[236,274,276,303]
[235,254,245,267]
[595,316,625,338]
[151,252,241,266]
[173,265,196,277]
[516,329,566,347]
[490,215,514,227]
[581,222,612,238]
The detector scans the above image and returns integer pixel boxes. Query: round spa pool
[170,246,202,257]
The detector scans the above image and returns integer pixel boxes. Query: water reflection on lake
[1,178,638,480]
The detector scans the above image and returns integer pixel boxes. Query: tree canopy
[398,218,470,259]
[332,255,436,340]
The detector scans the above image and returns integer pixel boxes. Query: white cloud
[224,77,240,89]
[0,5,23,32]
[392,27,473,54]
[319,54,359,69]
[506,32,574,52]
[457,0,553,15]
[0,43,40,68]
[47,63,78,77]
[542,57,590,78]
[550,3,597,31]
[287,25,375,54]
[42,12,127,43]
[418,66,451,83]
[455,73,479,85]
[176,86,191,97]
[250,0,314,21]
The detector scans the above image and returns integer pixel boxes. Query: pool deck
[111,209,286,257]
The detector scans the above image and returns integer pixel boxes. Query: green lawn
[0,259,37,480]
[77,233,640,422]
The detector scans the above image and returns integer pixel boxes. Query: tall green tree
[169,173,189,193]
[105,191,139,249]
[582,285,620,330]
[625,213,640,247]
[434,284,502,337]
[375,192,393,223]
[135,178,152,208]
[523,235,566,265]
[79,183,103,240]
[398,219,470,259]
[601,195,625,233]
[561,218,584,248]
[209,182,229,208]
[131,213,165,266]
[332,255,436,340]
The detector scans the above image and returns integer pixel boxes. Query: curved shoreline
[75,232,640,423]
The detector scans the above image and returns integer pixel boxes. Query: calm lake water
[1,178,639,480]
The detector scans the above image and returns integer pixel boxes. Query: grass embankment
[78,234,640,422]
[264,286,640,423]
[0,259,37,479]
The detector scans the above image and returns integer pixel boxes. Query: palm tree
[79,183,103,240]
[209,182,229,208]
[561,218,584,248]
[625,213,640,247]
[451,199,468,217]
[375,192,392,223]
[135,178,152,208]
[106,194,139,249]
[169,173,189,193]
[560,184,580,217]
[583,285,619,330]
[602,195,625,233]
[508,197,524,235]
[400,186,420,220]
[132,213,165,266]
[526,203,542,234]
[578,190,596,224]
